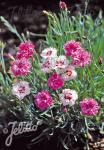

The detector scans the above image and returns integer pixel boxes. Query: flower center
[18,86,25,93]
[43,61,50,67]
[40,95,47,101]
[56,61,64,66]
[18,62,24,68]
[64,93,72,101]
[46,51,52,56]
[66,70,72,76]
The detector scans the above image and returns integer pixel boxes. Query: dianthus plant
[0,2,104,149]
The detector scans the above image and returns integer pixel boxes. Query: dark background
[0,0,104,49]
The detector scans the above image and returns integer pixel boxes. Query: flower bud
[98,56,103,65]
[59,1,67,9]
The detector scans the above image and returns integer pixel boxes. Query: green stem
[85,117,90,150]
[1,44,6,74]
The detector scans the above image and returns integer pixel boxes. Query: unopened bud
[63,107,68,113]
[59,1,67,9]
[98,56,103,65]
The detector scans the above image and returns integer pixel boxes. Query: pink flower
[48,73,64,90]
[62,66,77,81]
[34,91,53,110]
[41,58,53,73]
[12,81,30,100]
[16,41,35,59]
[41,47,57,59]
[11,58,31,76]
[59,89,78,106]
[52,55,68,74]
[64,40,81,57]
[80,98,100,116]
[64,40,91,67]
[71,49,91,67]
[59,1,67,9]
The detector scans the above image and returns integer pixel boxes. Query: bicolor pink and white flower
[41,58,53,73]
[80,98,100,116]
[59,89,78,106]
[71,49,91,67]
[12,81,30,100]
[34,90,53,110]
[64,40,81,57]
[41,47,57,59]
[48,73,64,90]
[11,58,31,76]
[16,41,35,59]
[62,66,77,81]
[52,55,68,73]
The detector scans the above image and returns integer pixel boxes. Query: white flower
[41,47,57,58]
[52,55,68,73]
[59,89,78,106]
[41,58,53,73]
[12,81,30,100]
[62,66,77,81]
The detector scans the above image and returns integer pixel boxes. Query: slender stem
[29,32,46,37]
[1,44,6,74]
[85,117,90,150]
[84,0,89,16]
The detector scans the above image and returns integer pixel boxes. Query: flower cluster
[64,40,91,67]
[1,6,103,149]
[40,47,77,82]
[11,40,100,117]
[11,41,35,76]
